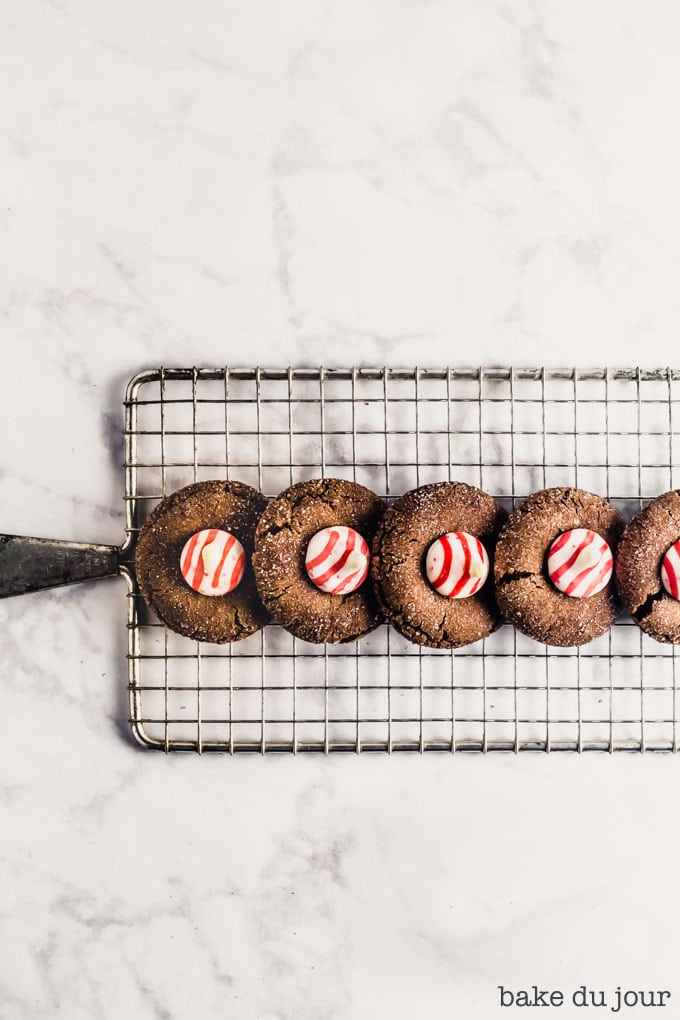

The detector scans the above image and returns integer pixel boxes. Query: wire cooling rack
[122,367,680,754]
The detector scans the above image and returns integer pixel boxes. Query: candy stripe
[180,532,200,578]
[425,531,489,599]
[211,533,236,589]
[448,534,473,598]
[581,553,614,598]
[431,533,453,592]
[563,552,601,596]
[333,561,368,595]
[180,529,246,596]
[191,528,218,591]
[186,535,206,586]
[305,529,340,572]
[305,526,370,595]
[312,529,356,590]
[550,530,596,586]
[564,551,611,598]
[547,529,613,599]
[228,549,246,592]
[661,541,680,600]
[669,546,680,599]
[547,529,572,558]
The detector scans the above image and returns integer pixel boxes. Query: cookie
[135,480,269,643]
[252,478,385,643]
[371,482,507,649]
[494,487,623,646]
[616,490,680,643]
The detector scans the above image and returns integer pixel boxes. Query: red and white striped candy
[425,531,489,598]
[305,526,370,595]
[661,540,680,599]
[547,528,613,598]
[180,529,245,596]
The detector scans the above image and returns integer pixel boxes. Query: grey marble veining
[2,2,680,1017]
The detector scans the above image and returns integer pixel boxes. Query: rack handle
[0,535,122,599]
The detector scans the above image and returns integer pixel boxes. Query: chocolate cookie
[494,487,623,646]
[252,478,385,644]
[371,482,507,649]
[616,490,680,643]
[135,480,269,643]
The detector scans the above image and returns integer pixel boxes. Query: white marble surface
[2,2,680,1017]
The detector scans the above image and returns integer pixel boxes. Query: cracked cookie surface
[616,490,680,644]
[252,478,385,643]
[135,480,269,643]
[371,482,507,649]
[494,487,623,646]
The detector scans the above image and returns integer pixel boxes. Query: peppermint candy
[305,526,370,595]
[661,539,680,599]
[425,531,489,598]
[547,528,613,598]
[180,529,245,596]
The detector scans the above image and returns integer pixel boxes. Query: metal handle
[0,534,122,598]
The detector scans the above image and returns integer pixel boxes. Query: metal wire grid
[122,367,680,754]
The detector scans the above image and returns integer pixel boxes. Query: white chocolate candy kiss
[547,528,613,598]
[180,529,245,596]
[305,526,370,595]
[661,539,680,599]
[425,531,489,598]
